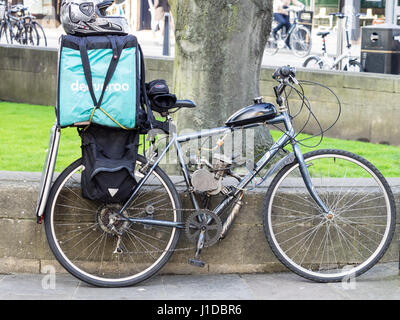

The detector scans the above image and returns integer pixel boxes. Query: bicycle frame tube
[330,54,346,69]
[118,124,252,217]
[121,110,330,228]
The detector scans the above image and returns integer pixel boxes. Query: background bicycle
[302,12,363,72]
[38,66,396,287]
[264,7,312,58]
[0,2,47,46]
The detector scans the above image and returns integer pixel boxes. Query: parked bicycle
[37,66,395,287]
[0,0,10,43]
[302,12,363,71]
[264,7,312,58]
[0,2,47,46]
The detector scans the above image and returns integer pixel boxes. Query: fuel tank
[225,103,277,127]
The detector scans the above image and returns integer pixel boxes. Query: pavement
[0,262,399,301]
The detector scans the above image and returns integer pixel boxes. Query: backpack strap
[79,36,129,130]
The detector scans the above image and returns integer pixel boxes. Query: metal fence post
[162,12,170,56]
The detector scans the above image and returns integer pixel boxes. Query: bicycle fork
[292,142,330,215]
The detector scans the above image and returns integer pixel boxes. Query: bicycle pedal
[188,258,206,268]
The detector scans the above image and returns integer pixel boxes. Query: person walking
[153,0,173,37]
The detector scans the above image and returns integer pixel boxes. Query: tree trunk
[170,0,275,159]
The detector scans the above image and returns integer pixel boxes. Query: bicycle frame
[277,10,300,43]
[119,109,330,231]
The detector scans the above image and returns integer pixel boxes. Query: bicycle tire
[33,21,47,46]
[0,21,11,44]
[264,34,279,56]
[289,25,312,58]
[343,60,363,72]
[263,149,395,282]
[302,55,323,69]
[25,22,39,45]
[44,155,182,287]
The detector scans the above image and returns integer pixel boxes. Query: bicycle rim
[303,56,323,69]
[25,23,38,45]
[264,35,279,56]
[0,22,11,44]
[33,22,47,46]
[344,60,362,72]
[264,149,395,282]
[290,26,311,57]
[0,23,7,44]
[45,156,182,287]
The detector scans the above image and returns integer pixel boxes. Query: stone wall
[0,172,398,275]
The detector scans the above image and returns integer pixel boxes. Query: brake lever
[289,75,298,85]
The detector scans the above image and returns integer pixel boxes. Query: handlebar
[272,65,296,82]
[272,66,297,107]
[329,12,366,19]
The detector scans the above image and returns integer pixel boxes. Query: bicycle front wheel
[343,60,363,72]
[289,25,312,57]
[44,155,182,287]
[263,149,395,282]
[33,21,47,46]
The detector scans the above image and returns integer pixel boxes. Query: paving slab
[0,262,398,301]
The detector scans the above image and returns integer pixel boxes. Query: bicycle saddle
[317,31,330,38]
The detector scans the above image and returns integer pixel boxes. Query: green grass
[270,130,400,177]
[1,101,400,176]
[0,101,81,172]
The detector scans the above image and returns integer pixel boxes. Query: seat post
[322,36,327,54]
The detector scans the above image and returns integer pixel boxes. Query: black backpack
[79,124,139,203]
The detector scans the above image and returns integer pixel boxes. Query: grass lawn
[1,101,400,176]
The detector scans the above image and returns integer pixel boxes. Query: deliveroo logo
[71,80,130,93]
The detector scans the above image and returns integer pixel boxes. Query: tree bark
[169,0,275,159]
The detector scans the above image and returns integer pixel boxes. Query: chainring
[184,210,223,247]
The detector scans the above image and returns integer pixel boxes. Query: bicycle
[0,0,11,44]
[302,12,363,71]
[0,3,47,46]
[264,7,312,58]
[36,66,396,287]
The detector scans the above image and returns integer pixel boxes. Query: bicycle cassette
[184,210,223,247]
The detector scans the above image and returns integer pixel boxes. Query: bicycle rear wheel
[302,56,323,69]
[25,22,39,45]
[263,149,395,282]
[44,155,182,287]
[0,21,11,44]
[264,34,279,56]
[289,25,312,57]
[33,21,47,46]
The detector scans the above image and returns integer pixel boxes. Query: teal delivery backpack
[56,34,148,129]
